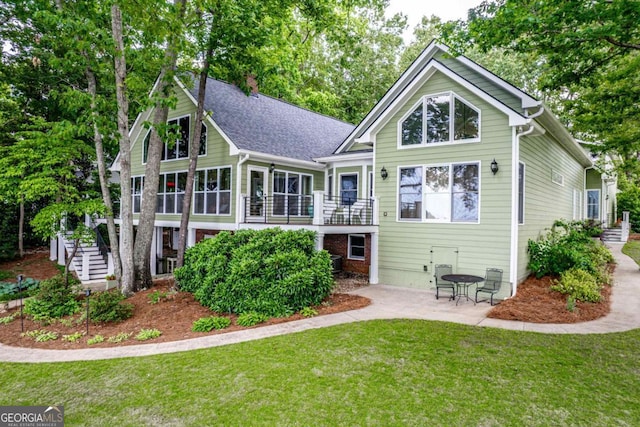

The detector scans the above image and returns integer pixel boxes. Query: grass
[622,240,640,266]
[1,320,639,426]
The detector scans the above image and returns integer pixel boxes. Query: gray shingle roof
[188,77,355,162]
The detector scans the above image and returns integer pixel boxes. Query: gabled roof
[183,76,355,163]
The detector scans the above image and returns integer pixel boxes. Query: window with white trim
[273,171,313,216]
[400,93,479,146]
[348,234,365,260]
[586,189,600,220]
[398,162,479,223]
[551,170,564,186]
[156,172,187,214]
[193,167,232,215]
[132,176,144,213]
[142,117,207,163]
[340,174,358,206]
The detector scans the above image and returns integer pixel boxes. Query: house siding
[516,133,587,284]
[374,70,514,291]
[130,86,238,225]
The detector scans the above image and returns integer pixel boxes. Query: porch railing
[242,194,376,226]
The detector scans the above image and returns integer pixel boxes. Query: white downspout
[235,154,250,226]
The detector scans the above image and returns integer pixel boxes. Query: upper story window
[399,93,480,147]
[143,116,207,163]
[132,176,144,213]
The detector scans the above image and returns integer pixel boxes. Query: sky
[386,0,484,42]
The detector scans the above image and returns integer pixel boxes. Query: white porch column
[372,196,380,225]
[50,238,57,261]
[81,253,90,281]
[312,191,324,225]
[188,227,197,248]
[107,252,114,275]
[315,232,325,252]
[369,232,379,284]
[57,236,65,266]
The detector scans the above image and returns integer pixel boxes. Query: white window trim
[142,114,208,164]
[156,171,188,214]
[585,189,601,220]
[192,165,233,216]
[551,169,564,186]
[163,114,191,162]
[397,161,481,224]
[131,175,144,214]
[348,234,366,260]
[397,91,481,149]
[272,169,314,217]
[518,161,526,225]
[338,172,359,206]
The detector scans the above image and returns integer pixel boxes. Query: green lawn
[622,240,640,266]
[1,320,639,426]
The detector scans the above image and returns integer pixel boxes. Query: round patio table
[441,274,484,306]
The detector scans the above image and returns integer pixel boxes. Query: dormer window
[400,93,479,147]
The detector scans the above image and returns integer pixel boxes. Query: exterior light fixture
[490,159,499,175]
[380,166,388,180]
[269,163,275,173]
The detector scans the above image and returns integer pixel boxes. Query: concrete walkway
[1,243,637,363]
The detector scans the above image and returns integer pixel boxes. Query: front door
[248,168,267,220]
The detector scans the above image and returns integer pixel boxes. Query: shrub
[300,306,318,317]
[135,328,162,341]
[24,275,80,320]
[0,278,40,302]
[551,268,602,303]
[89,290,134,323]
[528,220,613,278]
[236,311,269,327]
[191,316,231,332]
[176,228,335,317]
[87,335,105,345]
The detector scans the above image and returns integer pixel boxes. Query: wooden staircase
[63,237,109,281]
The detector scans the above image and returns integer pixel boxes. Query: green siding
[130,86,237,224]
[375,70,513,294]
[517,133,586,283]
[586,168,601,189]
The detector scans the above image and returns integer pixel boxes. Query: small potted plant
[105,274,117,290]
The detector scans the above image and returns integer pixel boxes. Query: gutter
[235,153,250,225]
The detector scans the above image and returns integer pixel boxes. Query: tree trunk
[176,49,212,269]
[111,4,135,296]
[85,64,123,283]
[18,199,24,258]
[132,0,187,290]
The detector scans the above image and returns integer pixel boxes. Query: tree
[443,0,640,175]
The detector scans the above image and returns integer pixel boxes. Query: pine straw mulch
[487,274,612,323]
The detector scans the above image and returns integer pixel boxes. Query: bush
[191,316,231,332]
[0,278,40,302]
[617,181,640,233]
[528,220,613,278]
[551,268,602,303]
[135,328,161,341]
[176,228,335,317]
[236,311,269,327]
[24,275,80,320]
[88,290,134,323]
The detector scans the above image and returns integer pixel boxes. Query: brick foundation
[323,234,370,275]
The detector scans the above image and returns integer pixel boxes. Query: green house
[54,42,620,297]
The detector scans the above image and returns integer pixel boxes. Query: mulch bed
[488,275,611,323]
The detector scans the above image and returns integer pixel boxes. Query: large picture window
[400,93,479,146]
[193,167,232,215]
[156,172,187,214]
[273,171,313,216]
[398,162,479,223]
[143,116,207,163]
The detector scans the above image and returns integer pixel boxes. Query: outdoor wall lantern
[490,159,499,175]
[269,163,276,173]
[380,166,388,180]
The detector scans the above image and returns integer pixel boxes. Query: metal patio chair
[434,264,455,300]
[475,268,503,305]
